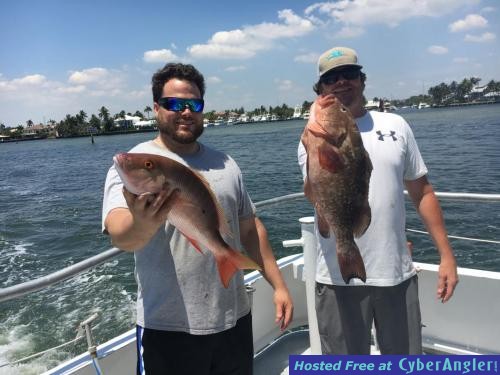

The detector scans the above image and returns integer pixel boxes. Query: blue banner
[289,355,500,375]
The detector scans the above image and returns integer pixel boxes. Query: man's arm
[239,216,294,330]
[405,175,459,302]
[105,188,178,251]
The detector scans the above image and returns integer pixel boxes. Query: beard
[157,119,204,144]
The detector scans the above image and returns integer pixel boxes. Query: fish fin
[337,242,367,284]
[364,149,373,174]
[216,248,261,288]
[318,144,345,173]
[353,202,371,238]
[353,152,373,237]
[316,209,330,238]
[307,120,329,138]
[183,234,204,254]
[303,180,312,205]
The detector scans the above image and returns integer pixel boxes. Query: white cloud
[335,26,364,38]
[449,14,488,32]
[453,57,470,63]
[225,65,246,72]
[464,32,496,42]
[0,74,48,92]
[188,9,315,59]
[67,67,125,94]
[275,79,294,91]
[480,7,495,14]
[143,49,179,63]
[69,68,108,84]
[207,76,222,84]
[294,52,319,63]
[56,85,86,94]
[306,0,478,34]
[15,74,47,85]
[428,45,448,55]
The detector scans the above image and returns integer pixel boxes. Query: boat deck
[254,330,310,375]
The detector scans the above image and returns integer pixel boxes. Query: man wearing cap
[297,47,458,354]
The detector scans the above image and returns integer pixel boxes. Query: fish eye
[144,161,154,169]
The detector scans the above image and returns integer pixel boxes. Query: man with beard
[298,47,458,354]
[102,63,293,375]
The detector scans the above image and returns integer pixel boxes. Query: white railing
[1,191,499,304]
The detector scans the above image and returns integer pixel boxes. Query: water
[1,104,499,373]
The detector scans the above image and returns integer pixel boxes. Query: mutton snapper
[113,152,261,288]
[301,94,372,283]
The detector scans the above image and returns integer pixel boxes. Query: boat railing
[1,190,499,304]
[1,191,499,368]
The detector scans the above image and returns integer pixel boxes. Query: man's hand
[437,256,459,303]
[274,287,294,331]
[122,185,178,231]
[105,185,179,251]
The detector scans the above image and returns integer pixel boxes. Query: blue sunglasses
[157,97,204,113]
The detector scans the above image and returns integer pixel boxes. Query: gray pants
[315,275,422,354]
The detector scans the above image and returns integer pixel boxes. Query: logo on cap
[327,50,344,61]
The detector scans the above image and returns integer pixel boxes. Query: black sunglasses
[157,97,204,113]
[320,68,361,85]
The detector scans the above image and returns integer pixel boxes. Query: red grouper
[301,94,372,283]
[113,152,261,288]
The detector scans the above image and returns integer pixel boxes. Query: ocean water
[0,104,499,373]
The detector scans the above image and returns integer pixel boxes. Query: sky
[1,0,499,127]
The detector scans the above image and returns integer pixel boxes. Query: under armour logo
[376,130,397,141]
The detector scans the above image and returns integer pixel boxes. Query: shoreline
[0,128,158,143]
[1,101,499,144]
[431,99,500,109]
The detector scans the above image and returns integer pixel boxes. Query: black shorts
[136,313,253,375]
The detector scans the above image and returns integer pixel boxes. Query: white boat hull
[44,251,500,374]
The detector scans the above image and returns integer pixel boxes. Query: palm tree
[89,114,101,132]
[98,106,110,121]
[485,80,496,93]
[78,110,87,123]
[144,106,152,119]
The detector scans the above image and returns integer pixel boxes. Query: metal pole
[299,216,322,354]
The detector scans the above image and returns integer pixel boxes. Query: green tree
[144,106,152,119]
[428,82,451,105]
[302,101,313,111]
[99,106,110,121]
[77,110,87,123]
[13,125,24,138]
[470,77,481,86]
[456,78,473,102]
[485,80,498,93]
[89,114,101,132]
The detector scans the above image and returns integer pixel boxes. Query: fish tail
[337,242,366,284]
[216,248,261,288]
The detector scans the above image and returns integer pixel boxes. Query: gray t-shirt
[102,140,256,334]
